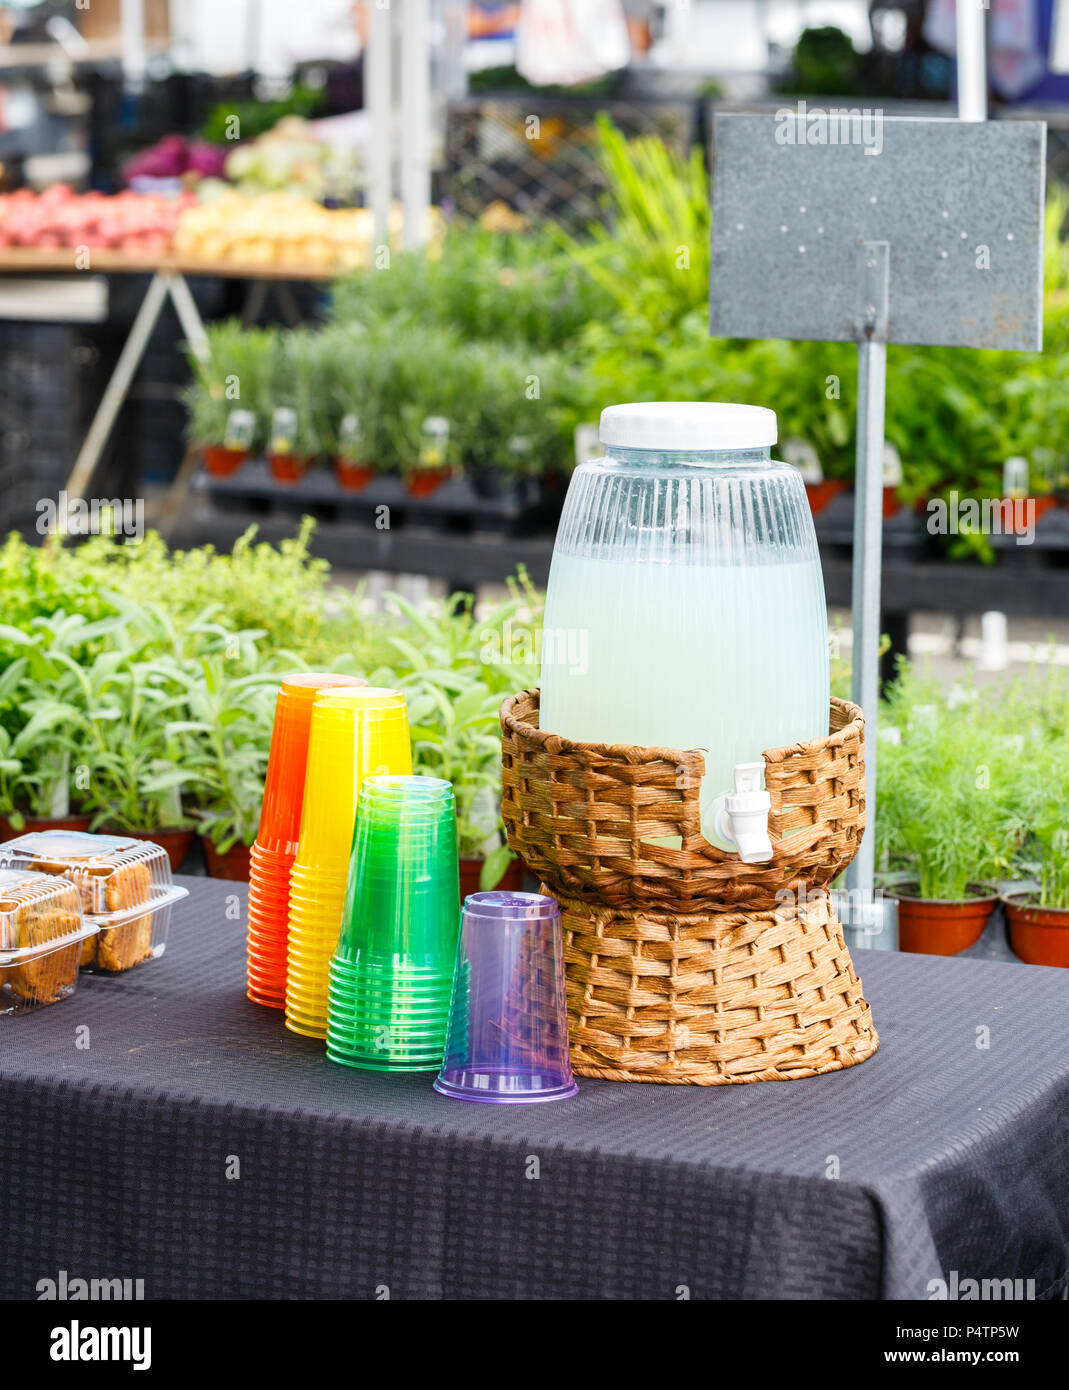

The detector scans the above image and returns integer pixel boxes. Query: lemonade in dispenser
[539,402,829,859]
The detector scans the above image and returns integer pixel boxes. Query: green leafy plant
[1036,827,1069,910]
[330,221,612,353]
[552,115,710,337]
[0,611,144,822]
[875,665,1028,900]
[360,579,543,884]
[0,534,117,688]
[0,605,188,833]
[184,378,232,450]
[77,635,194,834]
[185,320,277,450]
[53,520,344,663]
[442,340,566,478]
[311,320,576,478]
[554,125,1069,507]
[163,652,282,852]
[780,26,861,96]
[999,660,1069,909]
[200,84,325,145]
[0,652,87,822]
[0,517,547,862]
[404,670,510,879]
[261,328,326,458]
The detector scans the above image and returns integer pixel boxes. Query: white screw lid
[599,401,778,452]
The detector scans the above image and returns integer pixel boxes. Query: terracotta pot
[882,485,901,518]
[1003,894,1069,968]
[201,445,249,478]
[404,467,451,498]
[894,883,1000,956]
[805,480,845,514]
[334,458,376,491]
[107,827,196,874]
[459,856,525,899]
[267,452,314,485]
[0,812,92,842]
[202,837,252,881]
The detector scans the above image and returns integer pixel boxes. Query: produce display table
[1,877,1066,1301]
[0,247,338,280]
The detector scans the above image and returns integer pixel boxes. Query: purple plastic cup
[434,891,578,1105]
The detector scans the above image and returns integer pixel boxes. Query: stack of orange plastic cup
[285,688,412,1039]
[246,672,367,1008]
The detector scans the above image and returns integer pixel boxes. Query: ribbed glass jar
[539,416,829,847]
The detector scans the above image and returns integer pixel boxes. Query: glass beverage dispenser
[539,402,829,858]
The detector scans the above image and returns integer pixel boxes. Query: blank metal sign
[709,114,1046,351]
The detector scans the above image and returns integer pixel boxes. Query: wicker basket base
[553,887,878,1085]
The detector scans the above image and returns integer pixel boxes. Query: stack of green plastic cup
[327,776,460,1072]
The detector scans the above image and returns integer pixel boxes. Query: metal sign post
[367,0,394,251]
[367,2,433,251]
[709,113,1046,899]
[401,0,432,250]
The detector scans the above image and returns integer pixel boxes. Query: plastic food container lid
[0,868,95,963]
[0,830,182,925]
[598,401,778,453]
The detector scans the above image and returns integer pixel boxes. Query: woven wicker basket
[555,887,878,1084]
[501,689,865,914]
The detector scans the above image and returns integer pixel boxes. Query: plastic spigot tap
[714,761,773,863]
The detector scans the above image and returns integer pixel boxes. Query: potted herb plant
[1002,727,1069,966]
[0,622,121,840]
[456,342,555,503]
[404,413,453,497]
[187,385,249,477]
[0,725,93,839]
[264,329,323,484]
[381,326,464,497]
[23,605,200,870]
[1003,829,1069,967]
[82,659,198,872]
[323,326,380,491]
[185,320,275,476]
[404,672,522,893]
[368,587,542,891]
[168,654,279,881]
[876,669,1025,955]
[333,413,376,492]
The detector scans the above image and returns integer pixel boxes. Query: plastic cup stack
[434,892,578,1104]
[285,689,411,1040]
[247,672,367,1009]
[327,776,460,1072]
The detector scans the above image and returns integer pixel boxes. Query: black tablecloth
[2,877,1067,1301]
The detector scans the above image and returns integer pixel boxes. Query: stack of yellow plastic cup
[285,688,411,1039]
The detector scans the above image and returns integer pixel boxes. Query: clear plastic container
[539,402,829,847]
[0,868,96,1015]
[0,831,188,973]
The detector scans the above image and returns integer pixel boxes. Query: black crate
[0,320,117,537]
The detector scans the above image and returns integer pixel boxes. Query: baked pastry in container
[0,869,96,1014]
[0,832,187,974]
